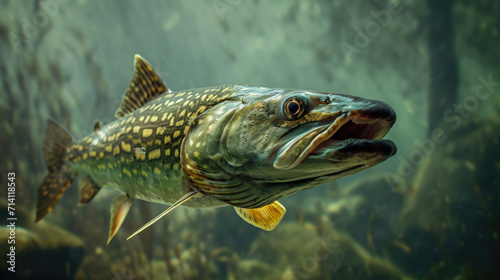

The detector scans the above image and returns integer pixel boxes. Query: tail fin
[36,120,74,222]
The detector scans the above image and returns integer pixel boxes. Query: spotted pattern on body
[65,85,238,203]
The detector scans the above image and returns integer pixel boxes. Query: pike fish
[36,55,396,243]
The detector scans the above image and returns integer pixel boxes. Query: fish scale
[68,85,237,206]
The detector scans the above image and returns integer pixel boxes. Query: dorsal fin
[234,201,286,231]
[94,120,102,131]
[115,54,170,118]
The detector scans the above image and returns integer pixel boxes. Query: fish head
[184,86,396,208]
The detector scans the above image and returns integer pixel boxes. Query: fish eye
[276,95,308,121]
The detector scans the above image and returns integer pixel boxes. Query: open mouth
[335,119,388,140]
[273,106,396,170]
[312,117,394,154]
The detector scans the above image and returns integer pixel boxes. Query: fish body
[67,85,242,208]
[36,55,396,243]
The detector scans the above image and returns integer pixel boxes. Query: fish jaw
[273,95,396,171]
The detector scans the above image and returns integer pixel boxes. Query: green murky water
[1,0,499,279]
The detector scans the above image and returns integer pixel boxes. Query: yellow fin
[115,54,169,118]
[77,175,100,206]
[235,201,286,231]
[108,195,133,245]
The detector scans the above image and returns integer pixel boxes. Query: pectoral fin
[235,201,286,231]
[108,194,133,244]
[78,175,100,206]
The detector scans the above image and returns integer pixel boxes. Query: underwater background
[1,0,499,279]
